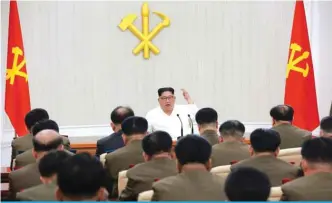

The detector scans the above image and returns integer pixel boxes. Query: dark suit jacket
[16,181,57,201]
[152,170,227,201]
[201,130,219,146]
[281,172,332,201]
[231,155,299,186]
[9,163,41,199]
[105,140,144,198]
[119,158,177,201]
[15,149,74,168]
[12,134,71,159]
[211,141,250,167]
[96,131,124,157]
[272,124,311,149]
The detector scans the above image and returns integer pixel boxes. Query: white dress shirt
[146,104,199,139]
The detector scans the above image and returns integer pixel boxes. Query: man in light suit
[319,116,332,138]
[211,120,250,167]
[16,150,70,200]
[270,105,311,149]
[152,135,227,201]
[231,128,299,186]
[281,137,332,201]
[15,119,72,168]
[105,116,147,198]
[119,131,177,201]
[195,108,219,146]
[9,130,65,199]
[96,106,134,157]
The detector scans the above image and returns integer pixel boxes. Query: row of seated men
[8,108,332,201]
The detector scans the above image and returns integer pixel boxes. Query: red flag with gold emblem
[284,0,319,131]
[5,0,31,136]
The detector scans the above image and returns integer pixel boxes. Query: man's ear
[142,152,149,162]
[206,158,212,171]
[249,146,254,156]
[32,148,38,159]
[58,144,64,151]
[176,159,182,173]
[97,187,107,201]
[55,187,63,201]
[110,123,116,132]
[215,121,218,129]
[274,147,280,157]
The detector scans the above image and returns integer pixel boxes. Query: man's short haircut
[219,120,245,137]
[110,106,135,124]
[33,136,63,152]
[24,108,49,130]
[57,153,106,199]
[121,116,148,136]
[225,167,271,201]
[175,135,211,165]
[195,108,218,125]
[157,87,174,97]
[301,137,332,164]
[320,116,332,134]
[250,128,281,153]
[31,119,59,136]
[142,131,173,156]
[39,150,70,178]
[270,105,294,122]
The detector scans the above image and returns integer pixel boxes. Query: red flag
[5,0,31,136]
[284,0,319,131]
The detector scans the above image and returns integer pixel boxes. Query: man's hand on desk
[181,89,194,104]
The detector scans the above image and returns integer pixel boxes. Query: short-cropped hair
[33,136,62,152]
[122,116,148,136]
[31,119,59,136]
[301,137,332,164]
[158,87,174,97]
[250,128,281,153]
[270,105,294,122]
[219,120,245,137]
[142,131,173,156]
[39,150,71,177]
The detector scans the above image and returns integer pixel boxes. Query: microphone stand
[188,114,194,134]
[177,114,183,140]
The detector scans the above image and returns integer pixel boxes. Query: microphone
[188,114,194,134]
[177,114,183,139]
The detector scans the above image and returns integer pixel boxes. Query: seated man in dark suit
[96,106,134,157]
[225,167,271,201]
[105,116,147,198]
[119,131,177,201]
[56,153,107,201]
[231,128,299,186]
[281,137,332,200]
[16,150,70,200]
[152,135,227,201]
[9,129,65,199]
[15,119,72,168]
[320,116,332,138]
[270,105,311,149]
[211,120,250,167]
[195,108,219,146]
[11,108,49,160]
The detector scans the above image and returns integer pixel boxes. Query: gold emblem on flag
[118,3,170,59]
[286,43,310,78]
[6,46,28,85]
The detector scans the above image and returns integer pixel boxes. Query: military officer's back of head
[32,130,63,160]
[225,167,271,201]
[142,130,173,161]
[121,116,148,144]
[270,105,294,125]
[175,135,212,172]
[25,108,49,133]
[219,120,246,141]
[320,116,332,138]
[31,119,59,136]
[56,153,107,201]
[249,128,281,156]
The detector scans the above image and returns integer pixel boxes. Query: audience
[225,167,271,201]
[16,150,70,200]
[152,135,227,201]
[56,153,107,201]
[281,137,332,200]
[96,106,135,157]
[105,116,147,198]
[270,105,311,149]
[119,131,177,201]
[319,116,332,138]
[231,128,299,186]
[211,120,250,167]
[195,107,219,145]
[9,129,64,198]
[11,108,49,159]
[15,119,71,168]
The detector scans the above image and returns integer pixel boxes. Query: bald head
[33,130,63,153]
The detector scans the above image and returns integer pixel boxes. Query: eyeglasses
[159,96,174,101]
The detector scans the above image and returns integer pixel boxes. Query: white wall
[1,1,332,166]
